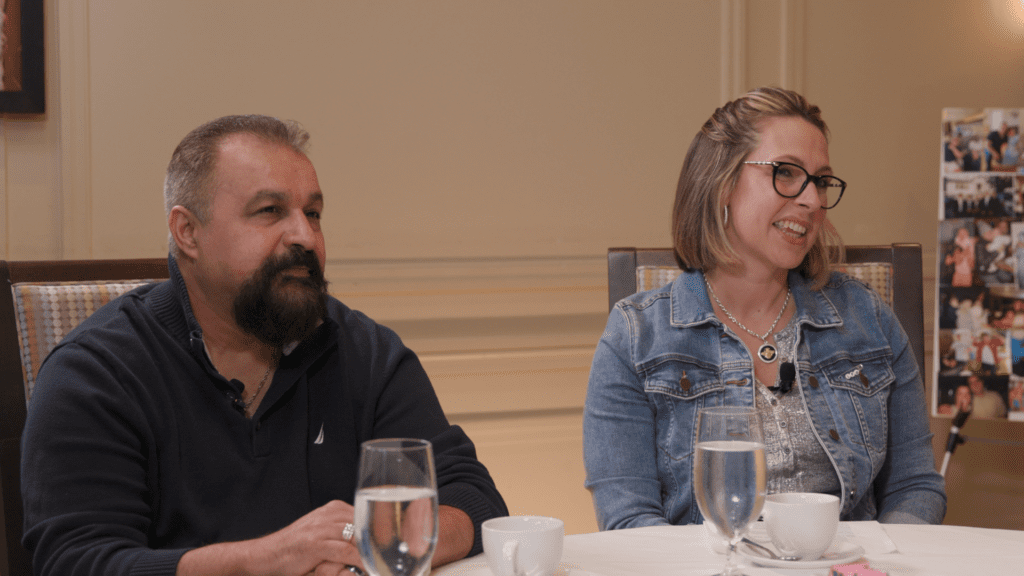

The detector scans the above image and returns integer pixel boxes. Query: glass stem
[723,540,742,576]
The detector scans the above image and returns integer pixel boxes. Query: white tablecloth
[432,521,1024,576]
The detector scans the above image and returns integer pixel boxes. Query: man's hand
[176,500,362,576]
[176,502,476,574]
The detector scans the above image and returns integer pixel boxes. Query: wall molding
[720,0,806,97]
[451,410,596,533]
[720,0,747,102]
[325,255,608,323]
[325,255,609,417]
[779,0,806,92]
[57,0,93,258]
[424,347,593,416]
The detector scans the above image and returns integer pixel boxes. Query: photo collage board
[936,107,1024,421]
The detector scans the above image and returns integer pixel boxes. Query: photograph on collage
[936,107,1024,420]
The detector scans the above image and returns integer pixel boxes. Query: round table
[432,521,1024,575]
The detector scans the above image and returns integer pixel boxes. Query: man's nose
[284,211,318,249]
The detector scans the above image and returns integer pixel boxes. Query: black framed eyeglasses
[742,161,846,209]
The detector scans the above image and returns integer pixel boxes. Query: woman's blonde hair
[671,86,844,288]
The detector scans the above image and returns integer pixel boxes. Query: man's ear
[169,206,201,259]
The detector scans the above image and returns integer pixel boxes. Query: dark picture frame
[0,0,44,115]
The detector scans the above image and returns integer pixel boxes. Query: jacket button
[859,373,870,387]
[679,374,691,392]
[829,429,839,441]
[809,376,819,389]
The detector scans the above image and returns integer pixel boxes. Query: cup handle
[502,540,521,576]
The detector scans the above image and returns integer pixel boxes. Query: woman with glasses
[583,87,946,530]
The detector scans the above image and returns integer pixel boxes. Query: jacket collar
[669,268,844,330]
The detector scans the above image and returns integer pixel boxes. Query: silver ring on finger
[342,522,355,542]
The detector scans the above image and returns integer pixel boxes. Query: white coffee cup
[482,516,564,576]
[762,492,840,561]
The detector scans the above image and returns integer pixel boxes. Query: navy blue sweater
[21,256,507,576]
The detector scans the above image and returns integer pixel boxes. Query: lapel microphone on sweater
[777,362,796,394]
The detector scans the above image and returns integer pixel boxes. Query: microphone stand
[940,409,970,477]
[939,410,1024,477]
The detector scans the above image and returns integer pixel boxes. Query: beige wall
[2,0,1023,534]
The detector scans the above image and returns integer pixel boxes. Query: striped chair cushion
[635,262,894,308]
[12,280,158,403]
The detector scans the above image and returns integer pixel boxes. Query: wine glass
[354,438,439,576]
[694,406,767,576]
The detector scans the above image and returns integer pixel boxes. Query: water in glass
[694,407,766,576]
[354,439,438,576]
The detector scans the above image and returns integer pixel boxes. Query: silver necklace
[705,278,790,363]
[242,361,276,409]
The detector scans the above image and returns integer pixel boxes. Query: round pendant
[757,343,779,363]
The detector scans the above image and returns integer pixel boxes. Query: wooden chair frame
[0,258,168,576]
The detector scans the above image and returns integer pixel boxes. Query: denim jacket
[583,268,946,530]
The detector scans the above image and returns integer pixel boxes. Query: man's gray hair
[164,114,311,224]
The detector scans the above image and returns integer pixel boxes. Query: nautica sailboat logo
[314,423,325,445]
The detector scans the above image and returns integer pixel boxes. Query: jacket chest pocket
[820,357,894,454]
[642,359,724,461]
[642,358,725,400]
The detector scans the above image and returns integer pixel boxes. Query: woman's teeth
[774,220,807,236]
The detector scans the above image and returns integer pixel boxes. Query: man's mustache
[262,247,325,285]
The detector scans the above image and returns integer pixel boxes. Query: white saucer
[737,540,865,569]
[433,561,603,576]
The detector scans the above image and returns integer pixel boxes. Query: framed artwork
[935,107,1024,420]
[0,0,44,115]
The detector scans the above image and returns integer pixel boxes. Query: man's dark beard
[233,247,329,347]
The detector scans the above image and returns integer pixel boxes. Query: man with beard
[20,115,507,576]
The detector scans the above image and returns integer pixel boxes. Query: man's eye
[307,211,322,220]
